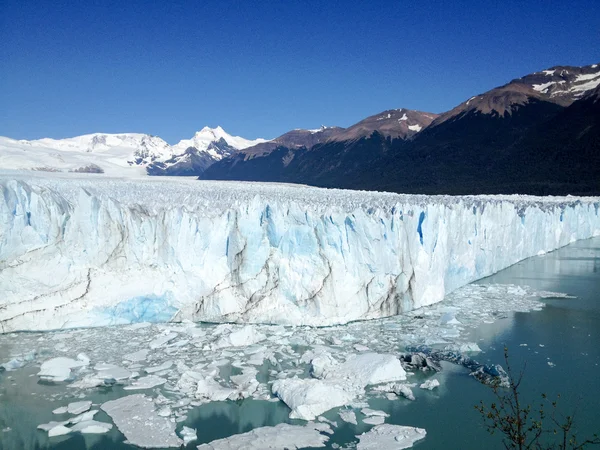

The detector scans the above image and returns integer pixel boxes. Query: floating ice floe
[67,401,92,415]
[338,409,358,425]
[38,356,88,382]
[149,332,178,349]
[38,410,112,437]
[196,422,332,449]
[357,424,427,449]
[124,375,167,390]
[419,379,440,390]
[101,394,183,448]
[361,408,389,425]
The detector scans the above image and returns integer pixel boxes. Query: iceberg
[1,173,600,331]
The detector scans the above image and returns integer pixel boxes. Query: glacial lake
[1,237,599,449]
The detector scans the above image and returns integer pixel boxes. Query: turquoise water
[1,238,599,449]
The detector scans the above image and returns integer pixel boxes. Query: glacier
[1,171,599,332]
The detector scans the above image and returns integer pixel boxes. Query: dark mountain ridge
[201,62,600,196]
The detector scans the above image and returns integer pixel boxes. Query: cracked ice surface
[2,173,599,332]
[100,394,183,448]
[196,422,332,449]
[356,424,427,449]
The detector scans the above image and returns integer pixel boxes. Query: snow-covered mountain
[0,128,267,177]
[173,126,266,157]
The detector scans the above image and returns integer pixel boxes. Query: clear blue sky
[1,0,599,143]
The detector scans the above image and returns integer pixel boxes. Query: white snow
[356,424,427,449]
[398,113,408,121]
[3,173,596,332]
[407,124,422,132]
[570,76,600,95]
[532,81,561,93]
[308,126,333,134]
[101,394,183,448]
[574,71,600,82]
[196,422,331,449]
[542,69,556,76]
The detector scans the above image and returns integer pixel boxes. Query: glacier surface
[1,171,599,332]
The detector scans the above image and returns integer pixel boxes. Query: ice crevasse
[1,173,599,332]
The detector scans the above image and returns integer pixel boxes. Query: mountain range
[1,62,599,194]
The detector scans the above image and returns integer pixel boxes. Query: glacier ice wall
[1,173,599,332]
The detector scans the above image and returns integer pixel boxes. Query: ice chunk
[195,377,236,402]
[67,401,92,415]
[39,357,87,382]
[213,326,267,348]
[124,349,149,362]
[94,363,132,380]
[323,353,406,386]
[338,409,358,425]
[1,358,25,371]
[145,360,173,373]
[124,375,167,390]
[363,415,386,425]
[69,410,98,424]
[419,379,440,390]
[52,406,68,414]
[149,332,178,349]
[361,408,389,417]
[180,426,197,445]
[197,422,331,449]
[48,424,72,437]
[101,394,183,448]
[70,421,112,434]
[38,421,68,432]
[272,378,354,420]
[357,424,427,449]
[394,384,415,401]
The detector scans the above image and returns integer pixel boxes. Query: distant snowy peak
[0,127,268,176]
[25,133,172,158]
[525,63,600,100]
[173,126,268,160]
